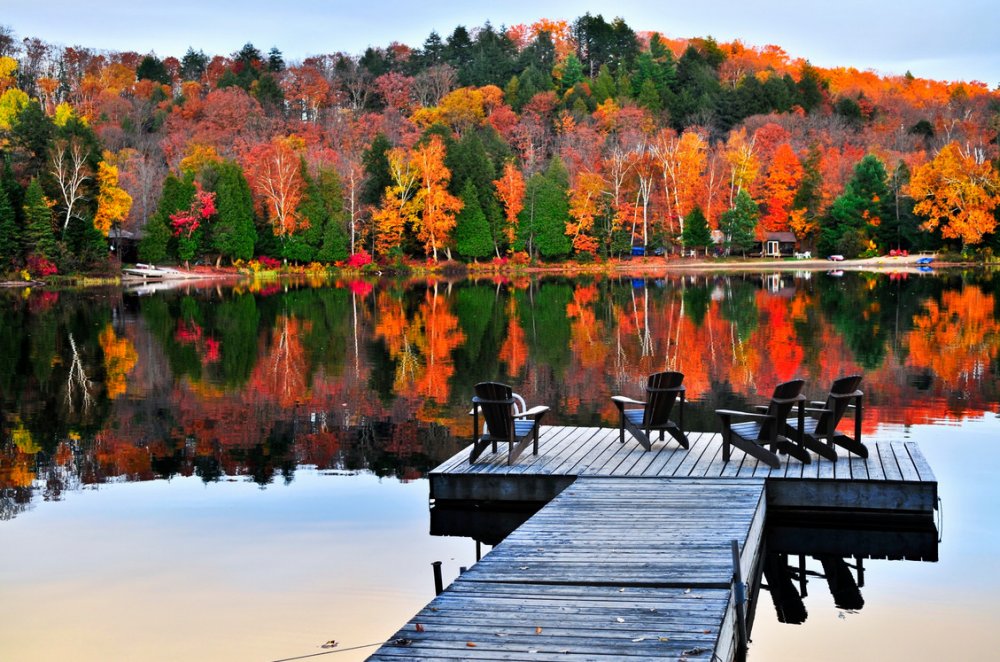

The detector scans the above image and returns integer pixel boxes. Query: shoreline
[1,254,979,289]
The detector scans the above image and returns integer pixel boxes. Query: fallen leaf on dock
[519,566,529,570]
[632,637,646,642]
[415,623,425,632]
[658,636,670,642]
[320,640,338,649]
[466,642,477,647]
[615,617,625,623]
[535,626,543,634]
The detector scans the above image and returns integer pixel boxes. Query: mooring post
[431,561,443,596]
[731,539,748,661]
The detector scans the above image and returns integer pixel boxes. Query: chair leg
[722,429,731,462]
[833,434,868,458]
[666,424,690,450]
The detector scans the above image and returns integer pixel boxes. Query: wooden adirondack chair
[716,379,811,469]
[610,371,689,451]
[469,382,549,465]
[789,375,867,460]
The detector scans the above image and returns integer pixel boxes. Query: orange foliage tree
[411,135,463,261]
[651,128,706,235]
[494,161,526,247]
[243,135,307,239]
[566,171,605,255]
[759,143,803,236]
[909,142,1000,248]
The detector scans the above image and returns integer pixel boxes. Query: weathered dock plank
[373,477,765,661]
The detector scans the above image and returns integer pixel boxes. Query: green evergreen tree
[559,53,584,91]
[791,146,824,250]
[211,161,256,262]
[454,181,493,260]
[179,48,208,81]
[819,154,891,256]
[592,64,616,103]
[637,79,661,112]
[136,55,171,84]
[446,129,508,252]
[519,158,571,259]
[0,184,19,269]
[681,206,713,254]
[315,168,350,263]
[284,162,322,263]
[361,133,392,207]
[140,172,195,263]
[719,190,759,256]
[23,178,56,260]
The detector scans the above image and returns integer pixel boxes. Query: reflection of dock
[372,429,937,661]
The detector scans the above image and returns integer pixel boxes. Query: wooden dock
[429,428,937,514]
[371,477,765,661]
[371,427,938,660]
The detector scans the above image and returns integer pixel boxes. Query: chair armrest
[753,405,769,413]
[514,405,550,419]
[611,395,646,406]
[511,392,527,415]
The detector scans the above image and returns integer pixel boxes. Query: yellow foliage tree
[373,148,420,256]
[179,143,223,174]
[0,87,29,131]
[0,56,17,93]
[94,160,133,236]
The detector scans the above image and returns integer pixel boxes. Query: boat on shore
[122,263,213,281]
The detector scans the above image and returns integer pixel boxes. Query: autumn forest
[0,15,999,278]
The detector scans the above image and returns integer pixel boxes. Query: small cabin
[763,232,797,258]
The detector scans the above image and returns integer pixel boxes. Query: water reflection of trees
[4,271,1000,519]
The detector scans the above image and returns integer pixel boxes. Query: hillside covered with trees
[0,15,998,276]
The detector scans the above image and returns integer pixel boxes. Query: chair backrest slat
[817,374,862,430]
[643,371,684,427]
[760,379,805,440]
[474,382,514,438]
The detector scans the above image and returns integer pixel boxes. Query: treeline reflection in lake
[2,269,998,520]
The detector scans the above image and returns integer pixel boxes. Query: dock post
[431,561,443,596]
[731,539,748,661]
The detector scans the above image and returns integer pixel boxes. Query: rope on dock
[271,641,385,661]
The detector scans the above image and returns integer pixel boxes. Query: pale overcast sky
[3,0,998,85]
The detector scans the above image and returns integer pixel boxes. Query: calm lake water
[2,270,999,660]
